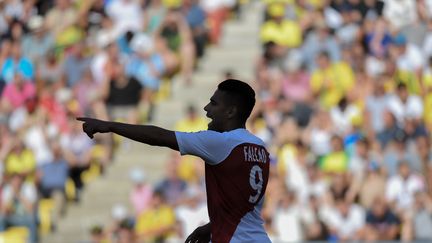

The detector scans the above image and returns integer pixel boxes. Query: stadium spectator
[386,162,425,213]
[324,198,365,241]
[134,190,176,242]
[37,141,69,225]
[60,117,94,202]
[102,60,143,124]
[155,155,187,206]
[362,196,401,241]
[129,168,153,216]
[22,15,54,64]
[3,0,432,242]
[1,41,34,84]
[412,191,432,241]
[175,185,208,239]
[4,138,36,179]
[0,173,38,243]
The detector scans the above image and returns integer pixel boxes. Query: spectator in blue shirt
[1,41,34,83]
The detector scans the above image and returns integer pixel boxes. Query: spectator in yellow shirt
[311,52,355,109]
[319,135,349,174]
[174,105,207,183]
[174,104,208,132]
[135,191,176,242]
[260,3,302,48]
[5,139,36,180]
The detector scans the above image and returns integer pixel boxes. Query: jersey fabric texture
[175,128,271,243]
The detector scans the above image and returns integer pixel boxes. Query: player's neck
[221,122,245,132]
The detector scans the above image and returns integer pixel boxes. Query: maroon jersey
[176,129,271,243]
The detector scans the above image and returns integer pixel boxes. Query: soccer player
[77,79,271,243]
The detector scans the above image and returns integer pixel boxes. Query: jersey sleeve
[175,130,230,165]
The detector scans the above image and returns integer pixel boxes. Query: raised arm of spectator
[176,13,193,44]
[76,117,179,151]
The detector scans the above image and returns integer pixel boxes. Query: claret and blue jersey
[175,128,271,243]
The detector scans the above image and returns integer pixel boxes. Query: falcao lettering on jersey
[243,145,267,163]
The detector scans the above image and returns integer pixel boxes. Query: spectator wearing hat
[127,32,164,93]
[129,168,153,216]
[105,203,134,243]
[22,15,54,64]
[175,185,208,239]
[390,34,425,92]
[260,3,302,49]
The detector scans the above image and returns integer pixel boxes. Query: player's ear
[226,105,237,119]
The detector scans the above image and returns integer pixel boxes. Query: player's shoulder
[224,129,266,147]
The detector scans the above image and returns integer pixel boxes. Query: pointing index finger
[76,117,88,122]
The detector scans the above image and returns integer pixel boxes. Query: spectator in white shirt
[387,83,423,125]
[106,0,143,36]
[382,0,417,30]
[269,189,307,243]
[175,185,208,239]
[386,161,425,213]
[391,34,424,77]
[330,96,361,136]
[325,198,365,241]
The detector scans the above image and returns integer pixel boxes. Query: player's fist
[76,117,111,139]
[185,224,211,243]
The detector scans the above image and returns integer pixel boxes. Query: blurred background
[0,0,432,242]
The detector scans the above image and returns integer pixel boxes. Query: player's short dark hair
[218,79,256,122]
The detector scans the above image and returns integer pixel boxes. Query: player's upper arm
[175,130,231,165]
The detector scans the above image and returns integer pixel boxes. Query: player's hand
[76,117,111,139]
[185,224,211,243]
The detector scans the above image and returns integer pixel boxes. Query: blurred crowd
[87,0,432,242]
[0,0,238,242]
[251,0,432,242]
[2,0,432,243]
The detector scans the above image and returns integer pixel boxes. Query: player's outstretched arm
[76,117,179,151]
[185,222,211,243]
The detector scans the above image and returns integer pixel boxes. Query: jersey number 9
[249,165,263,204]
